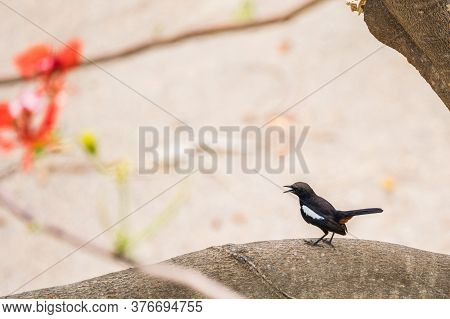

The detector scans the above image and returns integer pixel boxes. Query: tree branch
[5,239,449,298]
[363,0,449,109]
[0,188,136,266]
[0,0,325,86]
[0,188,244,298]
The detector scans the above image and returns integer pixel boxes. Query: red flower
[14,44,53,78]
[14,38,82,78]
[0,102,14,128]
[2,38,82,170]
[8,88,45,118]
[0,102,15,150]
[56,38,82,70]
[0,89,59,168]
[34,101,58,143]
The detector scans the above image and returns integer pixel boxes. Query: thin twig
[0,162,95,181]
[0,188,136,266]
[0,188,244,298]
[0,0,326,85]
[138,264,244,299]
[0,163,20,181]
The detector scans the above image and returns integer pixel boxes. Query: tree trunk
[5,239,450,299]
[364,0,449,109]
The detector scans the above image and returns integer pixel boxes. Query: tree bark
[5,239,450,299]
[363,0,449,109]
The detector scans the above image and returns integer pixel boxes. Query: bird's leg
[328,233,335,244]
[312,232,328,246]
[324,232,335,248]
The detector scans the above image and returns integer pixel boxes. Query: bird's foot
[303,239,323,247]
[324,240,335,249]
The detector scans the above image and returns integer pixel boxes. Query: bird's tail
[338,208,383,217]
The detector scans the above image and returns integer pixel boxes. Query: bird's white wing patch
[302,205,324,220]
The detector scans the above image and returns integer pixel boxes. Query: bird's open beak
[283,185,293,193]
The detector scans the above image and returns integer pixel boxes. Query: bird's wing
[305,195,337,219]
[301,199,346,235]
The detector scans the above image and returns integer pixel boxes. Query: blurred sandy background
[0,0,449,296]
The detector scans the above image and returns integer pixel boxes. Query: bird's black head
[283,182,315,199]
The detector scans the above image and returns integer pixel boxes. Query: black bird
[284,182,382,246]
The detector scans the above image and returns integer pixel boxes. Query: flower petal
[56,38,82,69]
[14,43,53,78]
[0,102,14,127]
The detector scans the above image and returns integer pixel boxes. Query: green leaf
[113,230,130,257]
[233,0,254,22]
